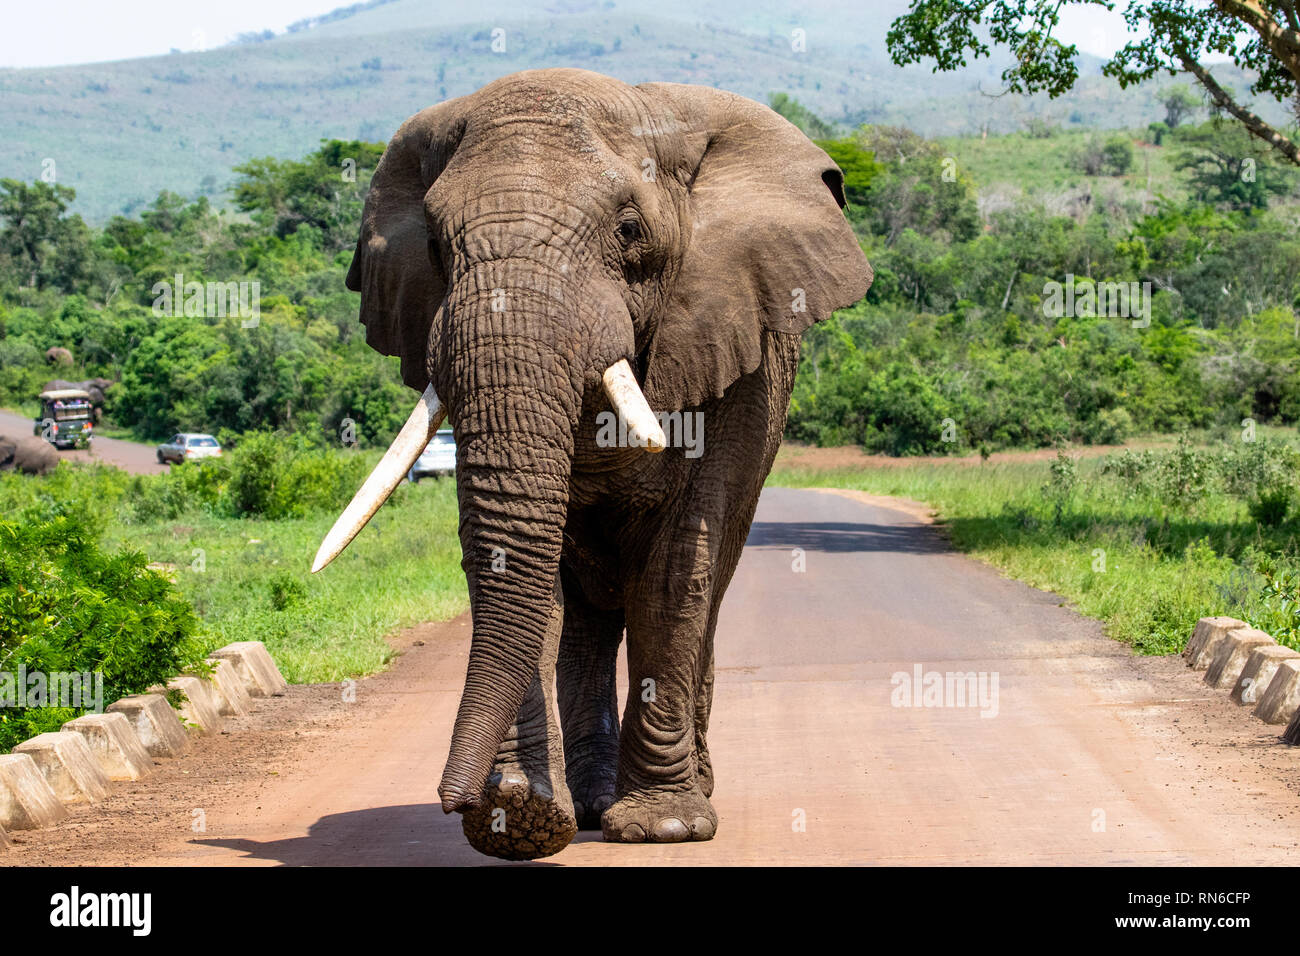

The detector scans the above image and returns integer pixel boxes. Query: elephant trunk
[434,271,581,813]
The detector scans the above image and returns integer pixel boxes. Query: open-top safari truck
[34,388,94,449]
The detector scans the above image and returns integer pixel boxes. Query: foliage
[1171,121,1298,210]
[0,498,205,751]
[886,0,1300,167]
[232,139,385,252]
[1161,84,1200,129]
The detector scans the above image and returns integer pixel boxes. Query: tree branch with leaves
[887,0,1300,166]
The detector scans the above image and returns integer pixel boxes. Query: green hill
[0,0,1290,221]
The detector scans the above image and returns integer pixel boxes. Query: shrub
[1248,484,1292,527]
[0,501,205,752]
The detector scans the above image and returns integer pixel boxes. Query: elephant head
[314,69,870,813]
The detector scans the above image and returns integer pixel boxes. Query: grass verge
[768,436,1300,656]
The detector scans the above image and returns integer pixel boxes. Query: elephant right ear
[347,98,468,393]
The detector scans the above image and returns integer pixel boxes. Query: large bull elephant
[0,434,59,475]
[313,69,871,859]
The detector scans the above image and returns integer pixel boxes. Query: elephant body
[0,434,60,475]
[335,69,871,859]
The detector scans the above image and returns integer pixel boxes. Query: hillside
[0,0,1291,221]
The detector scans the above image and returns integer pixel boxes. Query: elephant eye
[615,217,641,245]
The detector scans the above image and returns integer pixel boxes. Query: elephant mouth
[310,358,664,574]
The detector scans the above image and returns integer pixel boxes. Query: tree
[1161,84,1200,128]
[1070,134,1135,176]
[887,1,1300,166]
[854,126,980,245]
[0,179,92,292]
[232,139,385,253]
[1172,121,1296,209]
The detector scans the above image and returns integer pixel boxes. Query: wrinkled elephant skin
[336,69,872,859]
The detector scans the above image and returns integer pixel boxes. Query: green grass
[768,438,1300,656]
[102,475,466,683]
[938,128,1188,203]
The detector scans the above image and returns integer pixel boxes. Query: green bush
[0,501,205,752]
[1248,484,1292,527]
[224,431,373,519]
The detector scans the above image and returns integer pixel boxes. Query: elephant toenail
[620,823,647,843]
[651,818,690,842]
[691,817,715,840]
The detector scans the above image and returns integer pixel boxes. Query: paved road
[0,408,167,474]
[8,487,1300,865]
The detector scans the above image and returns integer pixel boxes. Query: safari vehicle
[34,389,94,449]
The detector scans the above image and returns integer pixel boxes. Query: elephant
[0,434,60,475]
[312,68,871,859]
[43,378,114,422]
[45,347,73,366]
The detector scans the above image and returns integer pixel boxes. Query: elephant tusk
[311,384,445,574]
[602,358,667,453]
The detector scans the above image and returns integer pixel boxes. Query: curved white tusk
[602,358,666,453]
[311,385,445,573]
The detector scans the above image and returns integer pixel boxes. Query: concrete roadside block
[1185,617,1248,670]
[157,676,223,735]
[62,713,153,781]
[1254,659,1300,724]
[0,753,69,830]
[200,659,251,717]
[1231,645,1300,705]
[107,694,191,757]
[209,641,287,698]
[13,732,111,803]
[1205,628,1274,690]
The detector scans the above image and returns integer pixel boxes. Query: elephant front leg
[557,584,624,830]
[602,518,719,844]
[459,578,578,860]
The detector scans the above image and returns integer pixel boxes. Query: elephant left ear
[635,84,872,411]
[346,97,468,393]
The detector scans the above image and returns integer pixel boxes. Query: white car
[156,433,223,464]
[408,429,456,482]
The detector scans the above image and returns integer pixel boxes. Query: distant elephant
[312,69,871,859]
[45,347,73,366]
[0,434,60,475]
[43,377,114,422]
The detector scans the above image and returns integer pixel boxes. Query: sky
[0,0,1148,70]
[0,0,347,69]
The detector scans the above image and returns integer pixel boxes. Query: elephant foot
[569,781,616,831]
[601,786,717,844]
[565,741,619,830]
[460,769,578,861]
